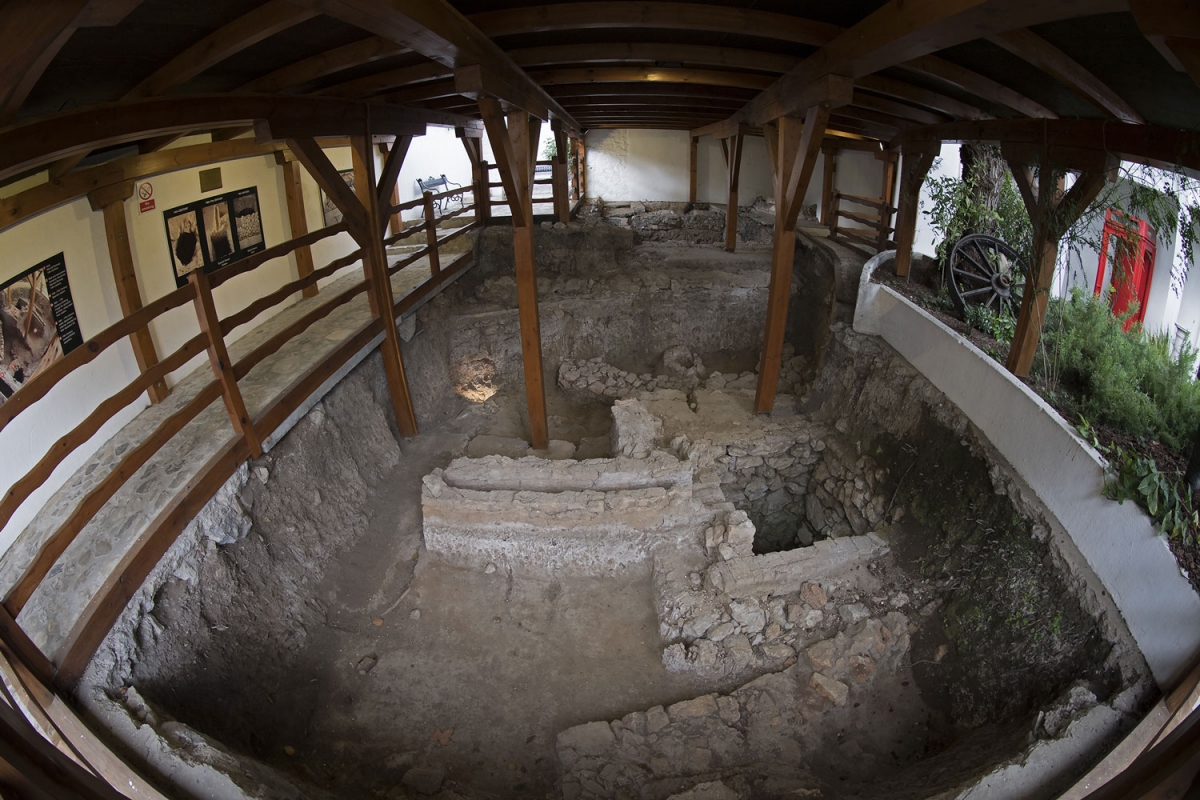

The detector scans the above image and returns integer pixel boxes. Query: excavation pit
[71,230,1148,800]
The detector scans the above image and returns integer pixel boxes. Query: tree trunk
[961,142,1005,236]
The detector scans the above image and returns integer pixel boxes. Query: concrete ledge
[853,251,1200,688]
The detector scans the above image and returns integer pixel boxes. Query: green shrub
[964,304,1016,345]
[1105,445,1198,543]
[1035,289,1200,452]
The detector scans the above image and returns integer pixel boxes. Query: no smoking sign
[137,181,155,214]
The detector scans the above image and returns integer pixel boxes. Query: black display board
[0,252,82,401]
[164,186,265,287]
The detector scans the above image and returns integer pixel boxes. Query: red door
[1094,209,1156,331]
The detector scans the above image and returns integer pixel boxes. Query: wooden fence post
[188,269,262,458]
[422,190,441,275]
[89,182,170,404]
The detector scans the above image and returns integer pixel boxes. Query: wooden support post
[1002,152,1113,378]
[688,136,698,204]
[276,153,319,299]
[189,269,262,458]
[878,150,898,251]
[353,134,419,436]
[578,138,587,201]
[288,135,418,436]
[422,190,441,275]
[461,134,489,224]
[894,145,939,278]
[724,132,745,252]
[552,127,570,224]
[89,183,170,404]
[755,106,830,414]
[821,147,837,226]
[478,96,548,450]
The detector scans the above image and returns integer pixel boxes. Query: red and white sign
[137,181,155,214]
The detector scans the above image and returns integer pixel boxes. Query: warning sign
[137,182,155,214]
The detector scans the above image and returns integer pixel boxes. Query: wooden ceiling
[3,0,1200,187]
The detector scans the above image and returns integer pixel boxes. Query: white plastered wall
[584,128,861,216]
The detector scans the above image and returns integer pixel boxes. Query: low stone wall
[855,250,1200,690]
[421,452,718,576]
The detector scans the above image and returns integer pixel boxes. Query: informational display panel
[0,252,82,402]
[164,187,265,287]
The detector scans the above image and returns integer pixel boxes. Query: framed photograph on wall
[0,253,82,403]
[321,169,355,227]
[163,187,267,287]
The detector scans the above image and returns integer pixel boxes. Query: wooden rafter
[989,28,1144,123]
[897,118,1200,179]
[717,0,1125,128]
[0,95,479,184]
[237,35,408,94]
[302,0,581,134]
[1130,0,1200,93]
[124,0,317,100]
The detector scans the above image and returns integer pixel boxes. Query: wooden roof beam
[0,96,481,183]
[897,119,1200,179]
[297,0,581,135]
[716,0,1122,130]
[988,28,1144,123]
[1130,0,1200,93]
[237,36,408,94]
[124,0,318,100]
[471,3,1059,120]
[0,0,144,124]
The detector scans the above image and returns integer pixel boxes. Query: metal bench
[416,174,463,215]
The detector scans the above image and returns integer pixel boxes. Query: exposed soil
[872,265,1200,597]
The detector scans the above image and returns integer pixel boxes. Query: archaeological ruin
[0,2,1199,798]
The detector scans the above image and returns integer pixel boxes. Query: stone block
[810,672,849,707]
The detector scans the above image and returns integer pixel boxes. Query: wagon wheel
[945,233,1028,317]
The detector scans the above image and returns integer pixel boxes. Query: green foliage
[1035,289,1200,452]
[964,304,1016,344]
[1104,445,1198,543]
[921,162,1032,265]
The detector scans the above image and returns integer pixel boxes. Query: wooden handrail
[429,185,471,203]
[384,225,426,248]
[0,333,208,535]
[208,222,348,290]
[3,381,223,616]
[220,247,365,337]
[386,194,426,216]
[0,283,195,435]
[834,192,894,212]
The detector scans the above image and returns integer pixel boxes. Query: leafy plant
[1034,289,1200,452]
[1105,445,1198,543]
[965,304,1016,344]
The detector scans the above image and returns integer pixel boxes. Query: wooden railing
[0,184,480,697]
[828,192,895,252]
[483,157,580,222]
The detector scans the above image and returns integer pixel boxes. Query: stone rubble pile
[557,601,913,799]
[557,344,806,406]
[653,533,892,680]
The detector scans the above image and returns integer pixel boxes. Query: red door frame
[1094,208,1157,330]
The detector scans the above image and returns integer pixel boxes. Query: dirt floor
[88,235,1143,800]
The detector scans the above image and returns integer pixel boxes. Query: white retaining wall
[854,251,1200,689]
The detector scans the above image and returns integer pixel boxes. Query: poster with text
[321,169,355,227]
[0,253,82,403]
[164,186,266,287]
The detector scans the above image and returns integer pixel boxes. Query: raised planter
[854,250,1200,689]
